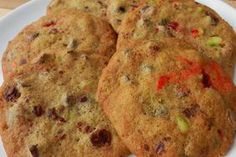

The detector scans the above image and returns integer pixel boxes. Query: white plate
[0,0,235,156]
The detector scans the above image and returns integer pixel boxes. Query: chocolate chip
[58,71,64,75]
[118,6,126,13]
[79,96,88,103]
[48,108,66,123]
[90,129,112,147]
[29,145,39,157]
[67,95,88,106]
[182,104,199,118]
[144,144,150,151]
[202,71,211,88]
[66,95,77,106]
[33,105,44,117]
[155,142,165,154]
[3,86,21,102]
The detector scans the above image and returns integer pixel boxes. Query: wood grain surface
[0,0,235,17]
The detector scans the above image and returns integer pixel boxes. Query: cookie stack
[1,0,236,157]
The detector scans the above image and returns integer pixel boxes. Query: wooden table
[0,0,236,17]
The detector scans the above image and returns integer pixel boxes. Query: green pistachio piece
[176,115,190,133]
[196,7,204,13]
[207,36,222,47]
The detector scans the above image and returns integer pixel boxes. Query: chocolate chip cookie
[97,38,236,157]
[0,49,129,157]
[118,0,236,76]
[2,9,116,79]
[48,0,108,19]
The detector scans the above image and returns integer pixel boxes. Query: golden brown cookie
[107,0,142,32]
[97,38,236,157]
[47,0,108,19]
[118,0,236,76]
[2,9,116,79]
[0,49,129,157]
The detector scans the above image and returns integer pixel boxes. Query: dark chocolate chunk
[202,71,211,88]
[118,6,126,13]
[90,129,112,147]
[66,95,77,106]
[183,104,199,118]
[29,145,39,157]
[3,86,21,102]
[79,95,88,103]
[33,105,44,117]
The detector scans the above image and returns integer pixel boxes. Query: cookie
[118,0,236,76]
[47,0,108,19]
[97,38,236,157]
[107,0,142,32]
[0,47,129,157]
[2,9,117,79]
